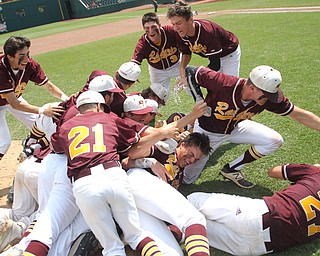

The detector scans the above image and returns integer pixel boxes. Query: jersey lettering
[14,82,27,97]
[299,191,320,236]
[68,124,105,160]
[189,43,207,55]
[148,47,178,64]
[165,154,179,178]
[214,101,256,121]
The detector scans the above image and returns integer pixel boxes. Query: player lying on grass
[187,163,320,255]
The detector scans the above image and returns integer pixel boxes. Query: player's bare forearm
[128,124,179,159]
[4,92,39,114]
[267,165,284,180]
[43,81,68,101]
[288,106,320,131]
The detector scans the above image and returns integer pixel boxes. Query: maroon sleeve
[114,116,140,153]
[131,35,148,65]
[28,59,48,85]
[0,57,48,106]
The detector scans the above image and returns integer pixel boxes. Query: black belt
[262,211,273,252]
[70,161,121,182]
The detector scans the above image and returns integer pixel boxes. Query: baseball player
[187,163,320,255]
[182,65,320,188]
[131,12,181,94]
[167,1,241,86]
[51,90,164,256]
[122,132,212,256]
[0,36,67,161]
[10,74,124,256]
[110,61,141,117]
[123,94,154,125]
[141,83,170,107]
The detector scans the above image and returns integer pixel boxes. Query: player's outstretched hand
[43,105,65,120]
[191,99,208,118]
[159,122,180,140]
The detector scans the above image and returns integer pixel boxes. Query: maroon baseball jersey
[263,164,320,251]
[52,111,139,179]
[0,55,48,106]
[131,25,180,70]
[147,147,183,189]
[176,20,239,59]
[122,117,148,135]
[108,79,126,117]
[193,66,294,134]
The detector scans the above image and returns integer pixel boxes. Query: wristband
[60,94,69,101]
[38,106,45,115]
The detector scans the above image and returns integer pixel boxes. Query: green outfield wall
[0,0,172,33]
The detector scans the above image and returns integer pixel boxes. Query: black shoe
[7,179,14,204]
[68,230,101,256]
[220,164,254,189]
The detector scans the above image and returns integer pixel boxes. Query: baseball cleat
[0,218,23,252]
[68,230,101,256]
[220,164,254,189]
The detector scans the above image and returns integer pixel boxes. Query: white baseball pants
[183,119,284,184]
[187,192,270,255]
[218,45,241,77]
[148,61,181,91]
[127,168,206,233]
[0,97,37,156]
[73,166,148,256]
[26,153,79,249]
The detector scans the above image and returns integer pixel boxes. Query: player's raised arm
[127,123,179,159]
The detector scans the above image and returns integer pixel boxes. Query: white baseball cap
[150,83,170,103]
[88,75,123,93]
[118,62,141,82]
[76,90,105,108]
[145,99,162,117]
[123,95,153,115]
[249,65,283,103]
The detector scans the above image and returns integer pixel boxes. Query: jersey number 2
[68,124,105,159]
[300,191,320,236]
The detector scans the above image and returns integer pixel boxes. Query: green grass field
[2,0,320,255]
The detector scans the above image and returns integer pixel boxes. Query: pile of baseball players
[0,1,319,256]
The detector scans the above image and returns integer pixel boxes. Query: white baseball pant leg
[187,192,270,255]
[73,166,147,256]
[10,156,44,222]
[148,61,181,91]
[26,153,79,249]
[183,119,283,184]
[47,212,90,256]
[138,209,184,256]
[127,168,206,232]
[0,97,37,156]
[218,45,241,77]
